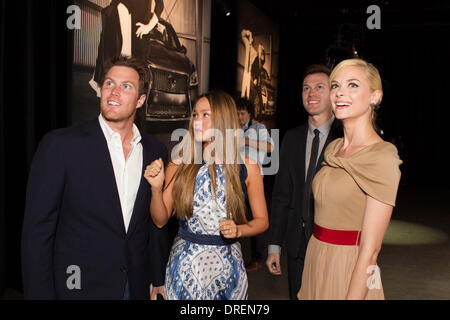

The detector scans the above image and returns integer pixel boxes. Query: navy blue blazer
[21,118,168,299]
[268,119,342,259]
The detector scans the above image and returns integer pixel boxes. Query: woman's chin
[333,109,350,120]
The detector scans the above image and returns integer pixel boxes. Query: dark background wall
[248,0,450,186]
[1,0,72,293]
[0,0,5,295]
[210,0,237,93]
[213,0,450,187]
[1,0,449,295]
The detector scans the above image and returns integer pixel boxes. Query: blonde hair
[329,58,383,129]
[171,90,247,224]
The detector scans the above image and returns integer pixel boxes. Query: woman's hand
[144,158,165,191]
[136,14,159,39]
[136,22,154,39]
[219,219,241,239]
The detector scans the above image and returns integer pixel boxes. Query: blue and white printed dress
[164,163,248,300]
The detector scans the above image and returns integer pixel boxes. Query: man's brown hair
[101,55,149,96]
[302,64,331,82]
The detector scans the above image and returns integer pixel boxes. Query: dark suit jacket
[22,118,168,299]
[268,119,342,259]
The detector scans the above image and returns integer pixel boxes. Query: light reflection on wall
[383,220,448,245]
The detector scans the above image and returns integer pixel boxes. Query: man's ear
[136,94,146,109]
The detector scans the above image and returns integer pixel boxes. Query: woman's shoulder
[240,156,259,178]
[324,138,399,159]
[351,141,402,206]
[348,140,401,166]
[168,159,181,167]
[324,137,344,157]
[370,140,400,156]
[241,155,258,166]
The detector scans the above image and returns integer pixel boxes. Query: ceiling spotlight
[218,0,232,17]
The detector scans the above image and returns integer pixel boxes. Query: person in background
[236,97,273,272]
[266,64,342,299]
[241,29,257,101]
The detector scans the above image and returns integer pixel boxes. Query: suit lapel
[329,118,343,141]
[294,125,308,184]
[126,135,150,236]
[316,119,342,171]
[85,119,127,236]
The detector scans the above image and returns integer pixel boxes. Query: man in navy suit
[22,55,168,299]
[266,64,342,299]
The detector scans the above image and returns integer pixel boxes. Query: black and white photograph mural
[72,0,211,127]
[236,0,279,121]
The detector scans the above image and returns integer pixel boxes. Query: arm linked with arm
[146,160,177,228]
[148,143,169,296]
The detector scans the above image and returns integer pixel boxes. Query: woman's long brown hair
[170,90,248,225]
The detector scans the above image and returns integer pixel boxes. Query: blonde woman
[145,90,269,300]
[298,59,402,300]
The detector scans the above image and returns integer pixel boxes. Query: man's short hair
[302,64,331,82]
[235,97,254,117]
[101,55,149,96]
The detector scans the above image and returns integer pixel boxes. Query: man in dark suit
[22,55,168,299]
[266,64,342,299]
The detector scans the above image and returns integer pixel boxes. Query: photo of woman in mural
[89,0,165,96]
[86,0,200,121]
[240,29,257,101]
[251,44,270,118]
[239,28,277,119]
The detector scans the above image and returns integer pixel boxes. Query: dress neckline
[332,138,385,159]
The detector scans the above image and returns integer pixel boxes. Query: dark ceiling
[248,0,450,27]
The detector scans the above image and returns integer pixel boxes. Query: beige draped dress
[298,138,402,300]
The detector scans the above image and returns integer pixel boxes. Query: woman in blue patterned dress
[144,90,269,300]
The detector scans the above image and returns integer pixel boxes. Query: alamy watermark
[366,5,381,30]
[67,4,381,31]
[66,5,81,30]
[66,265,81,290]
[64,261,380,291]
[367,265,382,290]
[170,128,280,176]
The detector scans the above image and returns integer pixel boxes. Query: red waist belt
[314,223,361,246]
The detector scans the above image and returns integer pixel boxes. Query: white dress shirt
[99,114,143,233]
[241,119,274,176]
[304,114,335,180]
